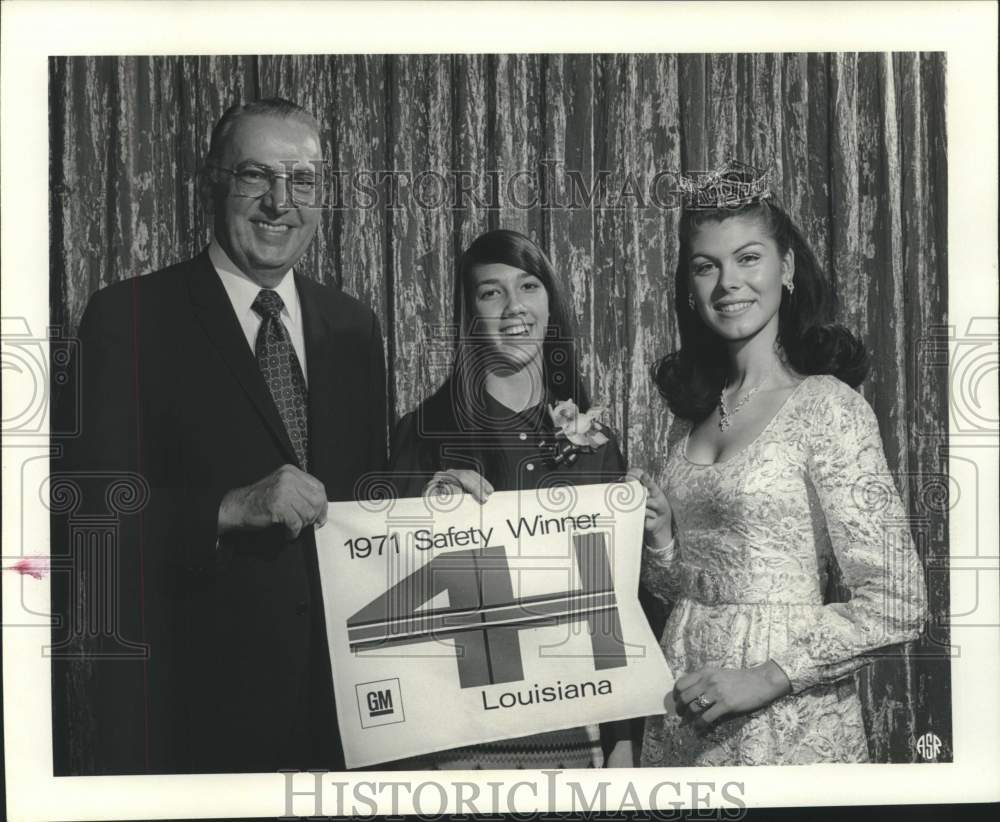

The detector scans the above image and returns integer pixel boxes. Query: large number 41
[347,533,626,688]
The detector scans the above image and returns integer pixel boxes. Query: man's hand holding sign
[315,479,672,768]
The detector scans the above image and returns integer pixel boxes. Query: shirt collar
[482,389,553,431]
[208,238,301,324]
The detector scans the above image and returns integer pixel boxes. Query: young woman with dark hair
[390,229,628,769]
[653,177,869,421]
[631,162,927,766]
[391,228,600,499]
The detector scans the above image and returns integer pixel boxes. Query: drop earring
[783,278,795,295]
[688,293,695,310]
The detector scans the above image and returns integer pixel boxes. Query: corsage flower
[546,399,609,466]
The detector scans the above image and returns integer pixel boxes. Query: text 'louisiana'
[482,679,613,711]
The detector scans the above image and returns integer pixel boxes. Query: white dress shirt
[208,239,308,386]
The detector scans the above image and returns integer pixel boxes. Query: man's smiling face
[210,114,322,287]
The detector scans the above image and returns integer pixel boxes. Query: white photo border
[2,1,998,819]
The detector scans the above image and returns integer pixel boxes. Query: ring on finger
[693,694,714,710]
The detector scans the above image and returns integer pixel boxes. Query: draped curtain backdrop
[49,53,949,765]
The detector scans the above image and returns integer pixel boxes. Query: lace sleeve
[639,415,688,604]
[641,537,682,604]
[770,379,928,693]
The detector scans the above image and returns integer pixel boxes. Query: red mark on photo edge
[5,556,50,580]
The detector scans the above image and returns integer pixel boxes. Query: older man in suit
[53,98,386,774]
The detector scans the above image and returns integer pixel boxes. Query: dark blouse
[390,384,626,498]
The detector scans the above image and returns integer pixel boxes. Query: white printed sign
[316,480,673,768]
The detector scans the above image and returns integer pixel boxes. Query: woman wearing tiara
[389,228,628,769]
[630,161,927,766]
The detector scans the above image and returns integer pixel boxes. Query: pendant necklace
[718,364,774,431]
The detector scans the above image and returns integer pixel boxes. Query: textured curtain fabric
[49,52,949,767]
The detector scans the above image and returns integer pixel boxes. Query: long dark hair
[414,230,591,465]
[653,195,868,421]
[448,229,590,426]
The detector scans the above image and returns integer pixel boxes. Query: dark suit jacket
[51,250,387,774]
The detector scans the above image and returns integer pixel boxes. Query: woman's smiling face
[688,214,794,344]
[469,262,550,370]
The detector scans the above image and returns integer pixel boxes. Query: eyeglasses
[209,162,320,205]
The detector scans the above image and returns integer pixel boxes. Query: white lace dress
[640,375,927,766]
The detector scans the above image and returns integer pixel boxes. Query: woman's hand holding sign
[424,469,494,504]
[624,467,673,550]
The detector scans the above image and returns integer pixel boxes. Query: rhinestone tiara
[677,158,773,211]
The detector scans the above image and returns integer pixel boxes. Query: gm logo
[356,678,405,728]
[368,689,393,716]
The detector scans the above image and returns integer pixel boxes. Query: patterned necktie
[252,289,309,470]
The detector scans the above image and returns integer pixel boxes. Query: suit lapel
[297,274,342,487]
[186,251,299,466]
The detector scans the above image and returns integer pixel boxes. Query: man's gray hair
[206,98,321,165]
